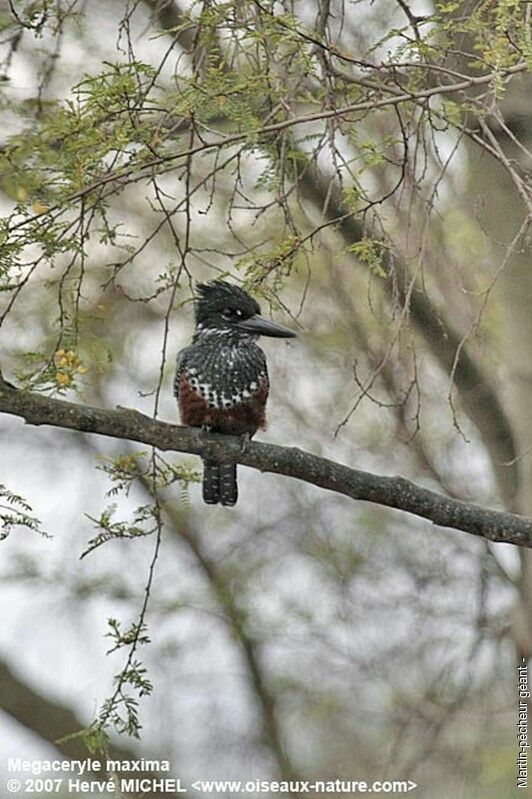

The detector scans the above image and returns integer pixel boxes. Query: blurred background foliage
[0,0,530,796]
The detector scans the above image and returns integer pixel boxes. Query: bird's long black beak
[236,314,296,338]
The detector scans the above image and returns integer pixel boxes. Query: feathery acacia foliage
[0,0,531,792]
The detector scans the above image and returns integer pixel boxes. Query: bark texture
[0,375,531,546]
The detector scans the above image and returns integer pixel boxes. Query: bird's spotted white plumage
[174,328,269,411]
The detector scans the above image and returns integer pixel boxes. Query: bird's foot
[239,432,251,453]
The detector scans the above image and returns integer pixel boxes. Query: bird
[174,279,296,506]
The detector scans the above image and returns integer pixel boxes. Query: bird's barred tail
[202,460,220,504]
[219,462,238,506]
[202,460,238,506]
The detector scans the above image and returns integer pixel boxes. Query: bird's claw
[239,433,251,453]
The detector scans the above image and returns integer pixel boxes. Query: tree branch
[0,378,530,547]
[7,58,527,234]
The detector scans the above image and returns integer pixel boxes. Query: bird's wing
[254,346,269,388]
[173,346,190,400]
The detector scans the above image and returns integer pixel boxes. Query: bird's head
[194,280,296,339]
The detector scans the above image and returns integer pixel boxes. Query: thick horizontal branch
[0,378,530,547]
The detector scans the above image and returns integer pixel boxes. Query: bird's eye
[222,308,243,320]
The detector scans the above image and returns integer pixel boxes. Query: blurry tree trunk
[470,78,532,658]
[0,659,177,798]
[499,197,532,660]
[167,510,300,781]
